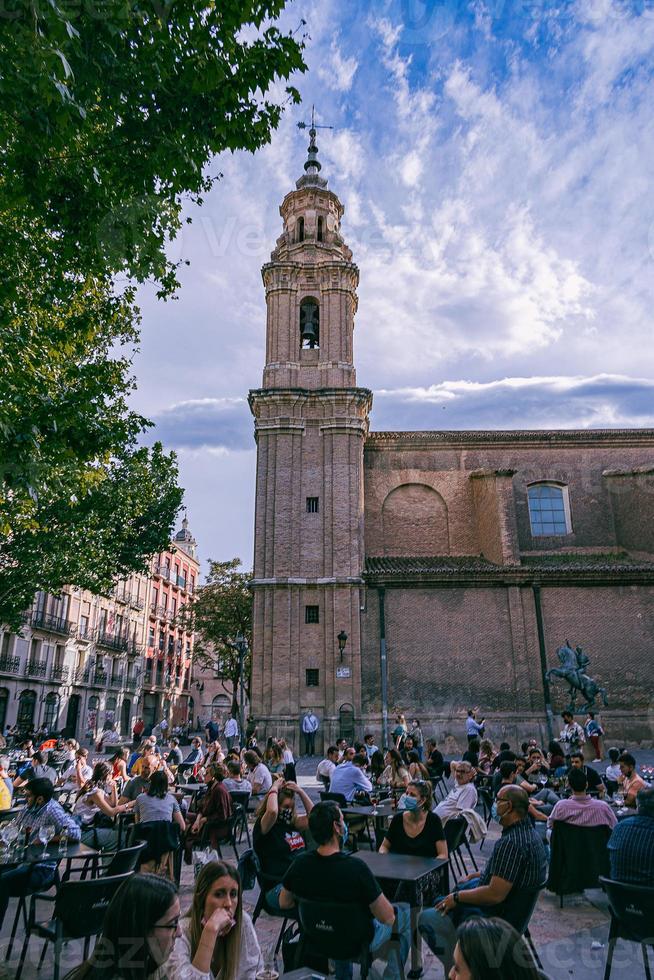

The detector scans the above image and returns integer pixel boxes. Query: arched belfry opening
[296,216,304,242]
[300,297,319,349]
[317,216,324,241]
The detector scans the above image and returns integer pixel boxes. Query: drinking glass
[38,823,55,858]
[614,791,624,807]
[58,826,69,855]
[370,794,379,815]
[4,821,19,856]
[256,945,279,980]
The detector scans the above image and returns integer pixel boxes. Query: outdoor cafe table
[0,840,101,879]
[353,850,449,978]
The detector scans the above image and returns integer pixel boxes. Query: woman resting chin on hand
[167,860,262,980]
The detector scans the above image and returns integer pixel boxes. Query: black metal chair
[547,822,611,907]
[102,841,147,876]
[444,817,471,882]
[229,791,252,846]
[600,876,654,980]
[500,883,546,971]
[15,871,133,980]
[251,865,290,955]
[198,813,241,863]
[319,790,347,806]
[297,898,405,980]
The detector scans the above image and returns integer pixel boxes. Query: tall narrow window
[297,216,304,242]
[306,497,319,513]
[305,605,319,624]
[527,483,572,536]
[306,669,320,687]
[300,298,319,349]
[317,216,324,241]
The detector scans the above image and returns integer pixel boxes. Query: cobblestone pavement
[1,751,652,979]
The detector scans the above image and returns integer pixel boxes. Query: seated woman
[253,780,313,910]
[109,747,129,790]
[266,743,285,776]
[184,764,232,862]
[380,780,447,860]
[65,873,181,980]
[72,761,131,849]
[450,916,549,980]
[547,740,567,776]
[133,770,186,877]
[379,748,410,791]
[168,861,262,980]
[369,748,386,784]
[407,750,430,782]
[477,739,495,775]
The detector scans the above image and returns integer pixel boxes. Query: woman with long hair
[407,750,430,782]
[265,743,285,775]
[110,746,129,786]
[380,748,410,790]
[252,780,313,909]
[65,873,180,980]
[168,861,262,980]
[72,761,130,848]
[134,770,186,877]
[477,739,495,775]
[370,749,386,784]
[450,917,549,979]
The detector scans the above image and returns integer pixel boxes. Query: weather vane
[297,105,334,135]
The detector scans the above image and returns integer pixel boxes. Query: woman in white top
[168,860,262,980]
[73,761,130,849]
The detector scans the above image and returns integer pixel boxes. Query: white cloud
[317,40,358,91]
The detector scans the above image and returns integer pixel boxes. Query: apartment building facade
[0,517,200,741]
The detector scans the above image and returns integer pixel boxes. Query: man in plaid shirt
[0,777,80,929]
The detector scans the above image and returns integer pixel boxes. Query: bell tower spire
[248,122,372,749]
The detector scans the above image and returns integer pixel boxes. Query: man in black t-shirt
[567,751,604,795]
[280,801,411,980]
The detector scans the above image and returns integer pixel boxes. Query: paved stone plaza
[1,750,653,980]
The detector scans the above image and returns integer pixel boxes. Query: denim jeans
[333,902,411,980]
[265,883,299,921]
[0,863,57,930]
[418,877,486,974]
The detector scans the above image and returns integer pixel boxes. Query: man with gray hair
[435,760,478,823]
[607,784,654,887]
[419,785,547,974]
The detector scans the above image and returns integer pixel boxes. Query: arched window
[17,689,37,729]
[43,692,60,732]
[317,216,324,242]
[296,216,304,242]
[527,483,572,536]
[300,298,319,349]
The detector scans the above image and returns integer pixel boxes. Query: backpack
[237,847,259,892]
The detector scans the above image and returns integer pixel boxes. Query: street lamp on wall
[337,630,348,662]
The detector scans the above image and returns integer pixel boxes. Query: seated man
[547,767,617,829]
[490,742,516,771]
[222,759,252,796]
[0,778,81,929]
[58,748,93,792]
[329,753,373,803]
[279,801,411,980]
[13,751,57,789]
[119,755,155,803]
[419,786,547,975]
[567,751,605,797]
[316,745,339,790]
[435,761,477,823]
[364,733,379,761]
[607,785,654,886]
[617,752,646,807]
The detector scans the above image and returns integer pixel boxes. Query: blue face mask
[339,822,349,848]
[401,795,419,811]
[491,802,499,822]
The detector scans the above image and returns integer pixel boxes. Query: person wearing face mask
[253,780,313,910]
[418,786,547,976]
[279,801,412,980]
[167,861,262,980]
[380,780,448,860]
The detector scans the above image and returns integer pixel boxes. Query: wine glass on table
[370,793,379,816]
[38,823,55,858]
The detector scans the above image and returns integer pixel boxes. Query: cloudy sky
[131,0,654,574]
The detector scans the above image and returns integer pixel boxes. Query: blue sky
[131,0,654,573]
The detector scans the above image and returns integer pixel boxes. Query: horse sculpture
[546,640,609,713]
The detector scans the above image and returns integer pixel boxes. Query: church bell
[300,302,319,348]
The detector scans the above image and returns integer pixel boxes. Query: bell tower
[248,125,372,748]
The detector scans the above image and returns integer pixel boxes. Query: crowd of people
[0,709,652,980]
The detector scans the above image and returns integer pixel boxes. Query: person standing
[465,708,485,745]
[132,716,145,746]
[559,711,585,758]
[584,712,604,761]
[223,714,240,751]
[205,716,221,745]
[301,711,319,757]
[408,719,424,761]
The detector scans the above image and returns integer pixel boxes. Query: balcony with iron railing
[109,672,124,688]
[50,664,69,682]
[26,658,48,677]
[0,656,21,675]
[124,675,140,692]
[77,623,93,642]
[95,629,129,653]
[31,611,76,636]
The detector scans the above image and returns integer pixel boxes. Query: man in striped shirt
[607,785,654,886]
[547,767,617,830]
[419,786,547,974]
